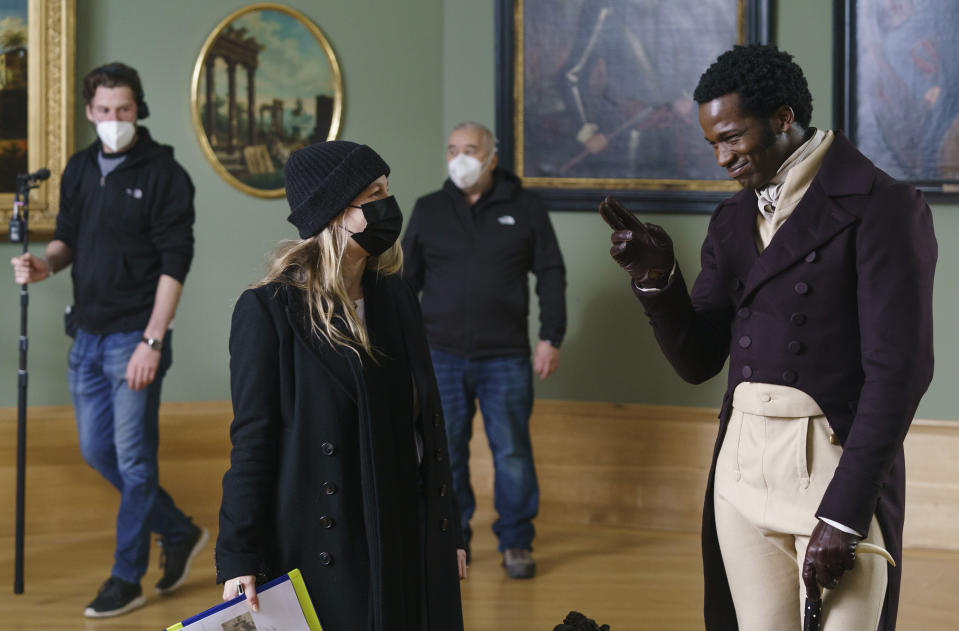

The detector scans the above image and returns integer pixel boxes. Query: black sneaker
[155,524,209,594]
[83,576,146,618]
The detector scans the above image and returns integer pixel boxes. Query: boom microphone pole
[9,167,50,594]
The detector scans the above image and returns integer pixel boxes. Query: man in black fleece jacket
[10,63,205,618]
[402,121,566,578]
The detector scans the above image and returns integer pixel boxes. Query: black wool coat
[635,134,936,631]
[216,271,464,631]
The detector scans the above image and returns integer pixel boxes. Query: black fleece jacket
[54,127,195,334]
[402,168,566,358]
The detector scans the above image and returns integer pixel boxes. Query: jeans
[68,328,193,584]
[430,349,538,552]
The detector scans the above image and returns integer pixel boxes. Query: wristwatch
[141,336,163,351]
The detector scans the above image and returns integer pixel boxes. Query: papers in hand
[166,569,323,631]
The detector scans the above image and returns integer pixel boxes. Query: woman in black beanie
[215,141,467,631]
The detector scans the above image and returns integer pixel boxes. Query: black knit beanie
[284,141,391,239]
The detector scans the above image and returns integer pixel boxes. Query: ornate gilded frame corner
[190,2,344,199]
[0,0,75,239]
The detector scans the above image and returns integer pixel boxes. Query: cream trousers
[714,383,887,631]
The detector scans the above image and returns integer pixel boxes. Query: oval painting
[191,3,343,197]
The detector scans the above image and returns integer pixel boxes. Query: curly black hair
[693,44,812,128]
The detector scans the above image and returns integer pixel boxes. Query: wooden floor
[1,511,958,630]
[2,401,959,629]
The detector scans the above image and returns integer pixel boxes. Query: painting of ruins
[0,0,28,194]
[191,4,343,197]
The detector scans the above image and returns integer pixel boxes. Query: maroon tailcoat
[635,133,937,630]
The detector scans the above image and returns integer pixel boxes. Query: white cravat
[755,128,827,221]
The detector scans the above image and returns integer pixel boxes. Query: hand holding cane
[802,521,896,631]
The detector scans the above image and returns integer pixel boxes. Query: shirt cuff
[632,261,677,294]
[819,517,863,537]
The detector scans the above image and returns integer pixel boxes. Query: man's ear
[489,151,499,170]
[775,105,796,134]
[85,104,96,124]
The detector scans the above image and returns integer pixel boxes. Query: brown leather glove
[598,196,674,289]
[801,520,861,601]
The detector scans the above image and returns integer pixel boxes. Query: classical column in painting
[246,65,256,146]
[205,57,216,145]
[226,60,237,153]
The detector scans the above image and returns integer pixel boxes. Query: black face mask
[347,195,403,256]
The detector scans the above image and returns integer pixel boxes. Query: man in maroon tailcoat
[600,44,936,630]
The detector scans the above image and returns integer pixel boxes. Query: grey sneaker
[502,548,536,578]
[83,576,146,618]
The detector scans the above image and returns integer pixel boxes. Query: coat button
[432,412,441,428]
[319,515,334,529]
[322,482,337,495]
[760,393,771,403]
[788,341,804,354]
[828,432,841,445]
[741,365,753,379]
[790,313,807,326]
[738,336,751,349]
[730,278,742,291]
[794,281,809,295]
[318,551,333,566]
[439,484,447,497]
[434,448,444,463]
[737,307,750,319]
[439,518,449,532]
[321,442,335,456]
[782,370,797,384]
[805,250,818,263]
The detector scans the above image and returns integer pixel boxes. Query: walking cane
[9,167,51,594]
[803,542,896,631]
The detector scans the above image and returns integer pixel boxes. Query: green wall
[1,0,956,421]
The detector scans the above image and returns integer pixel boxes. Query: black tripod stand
[9,167,50,594]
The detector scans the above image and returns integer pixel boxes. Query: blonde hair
[256,214,403,358]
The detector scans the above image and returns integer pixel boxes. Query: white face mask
[96,120,137,152]
[448,151,493,190]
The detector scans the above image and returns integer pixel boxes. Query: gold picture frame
[190,3,343,198]
[0,0,75,239]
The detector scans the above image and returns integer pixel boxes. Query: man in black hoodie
[402,121,566,578]
[10,63,205,618]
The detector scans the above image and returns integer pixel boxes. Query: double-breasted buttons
[730,278,742,291]
[828,432,841,445]
[321,442,335,456]
[805,250,818,263]
[794,281,809,295]
[439,518,449,532]
[318,551,333,566]
[782,370,797,385]
[322,482,337,495]
[318,515,334,529]
[788,341,804,355]
[434,448,444,463]
[738,336,751,349]
[741,365,753,379]
[759,393,771,403]
[438,484,448,497]
[737,307,751,320]
[790,313,807,326]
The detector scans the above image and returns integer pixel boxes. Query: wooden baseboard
[1,400,957,549]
